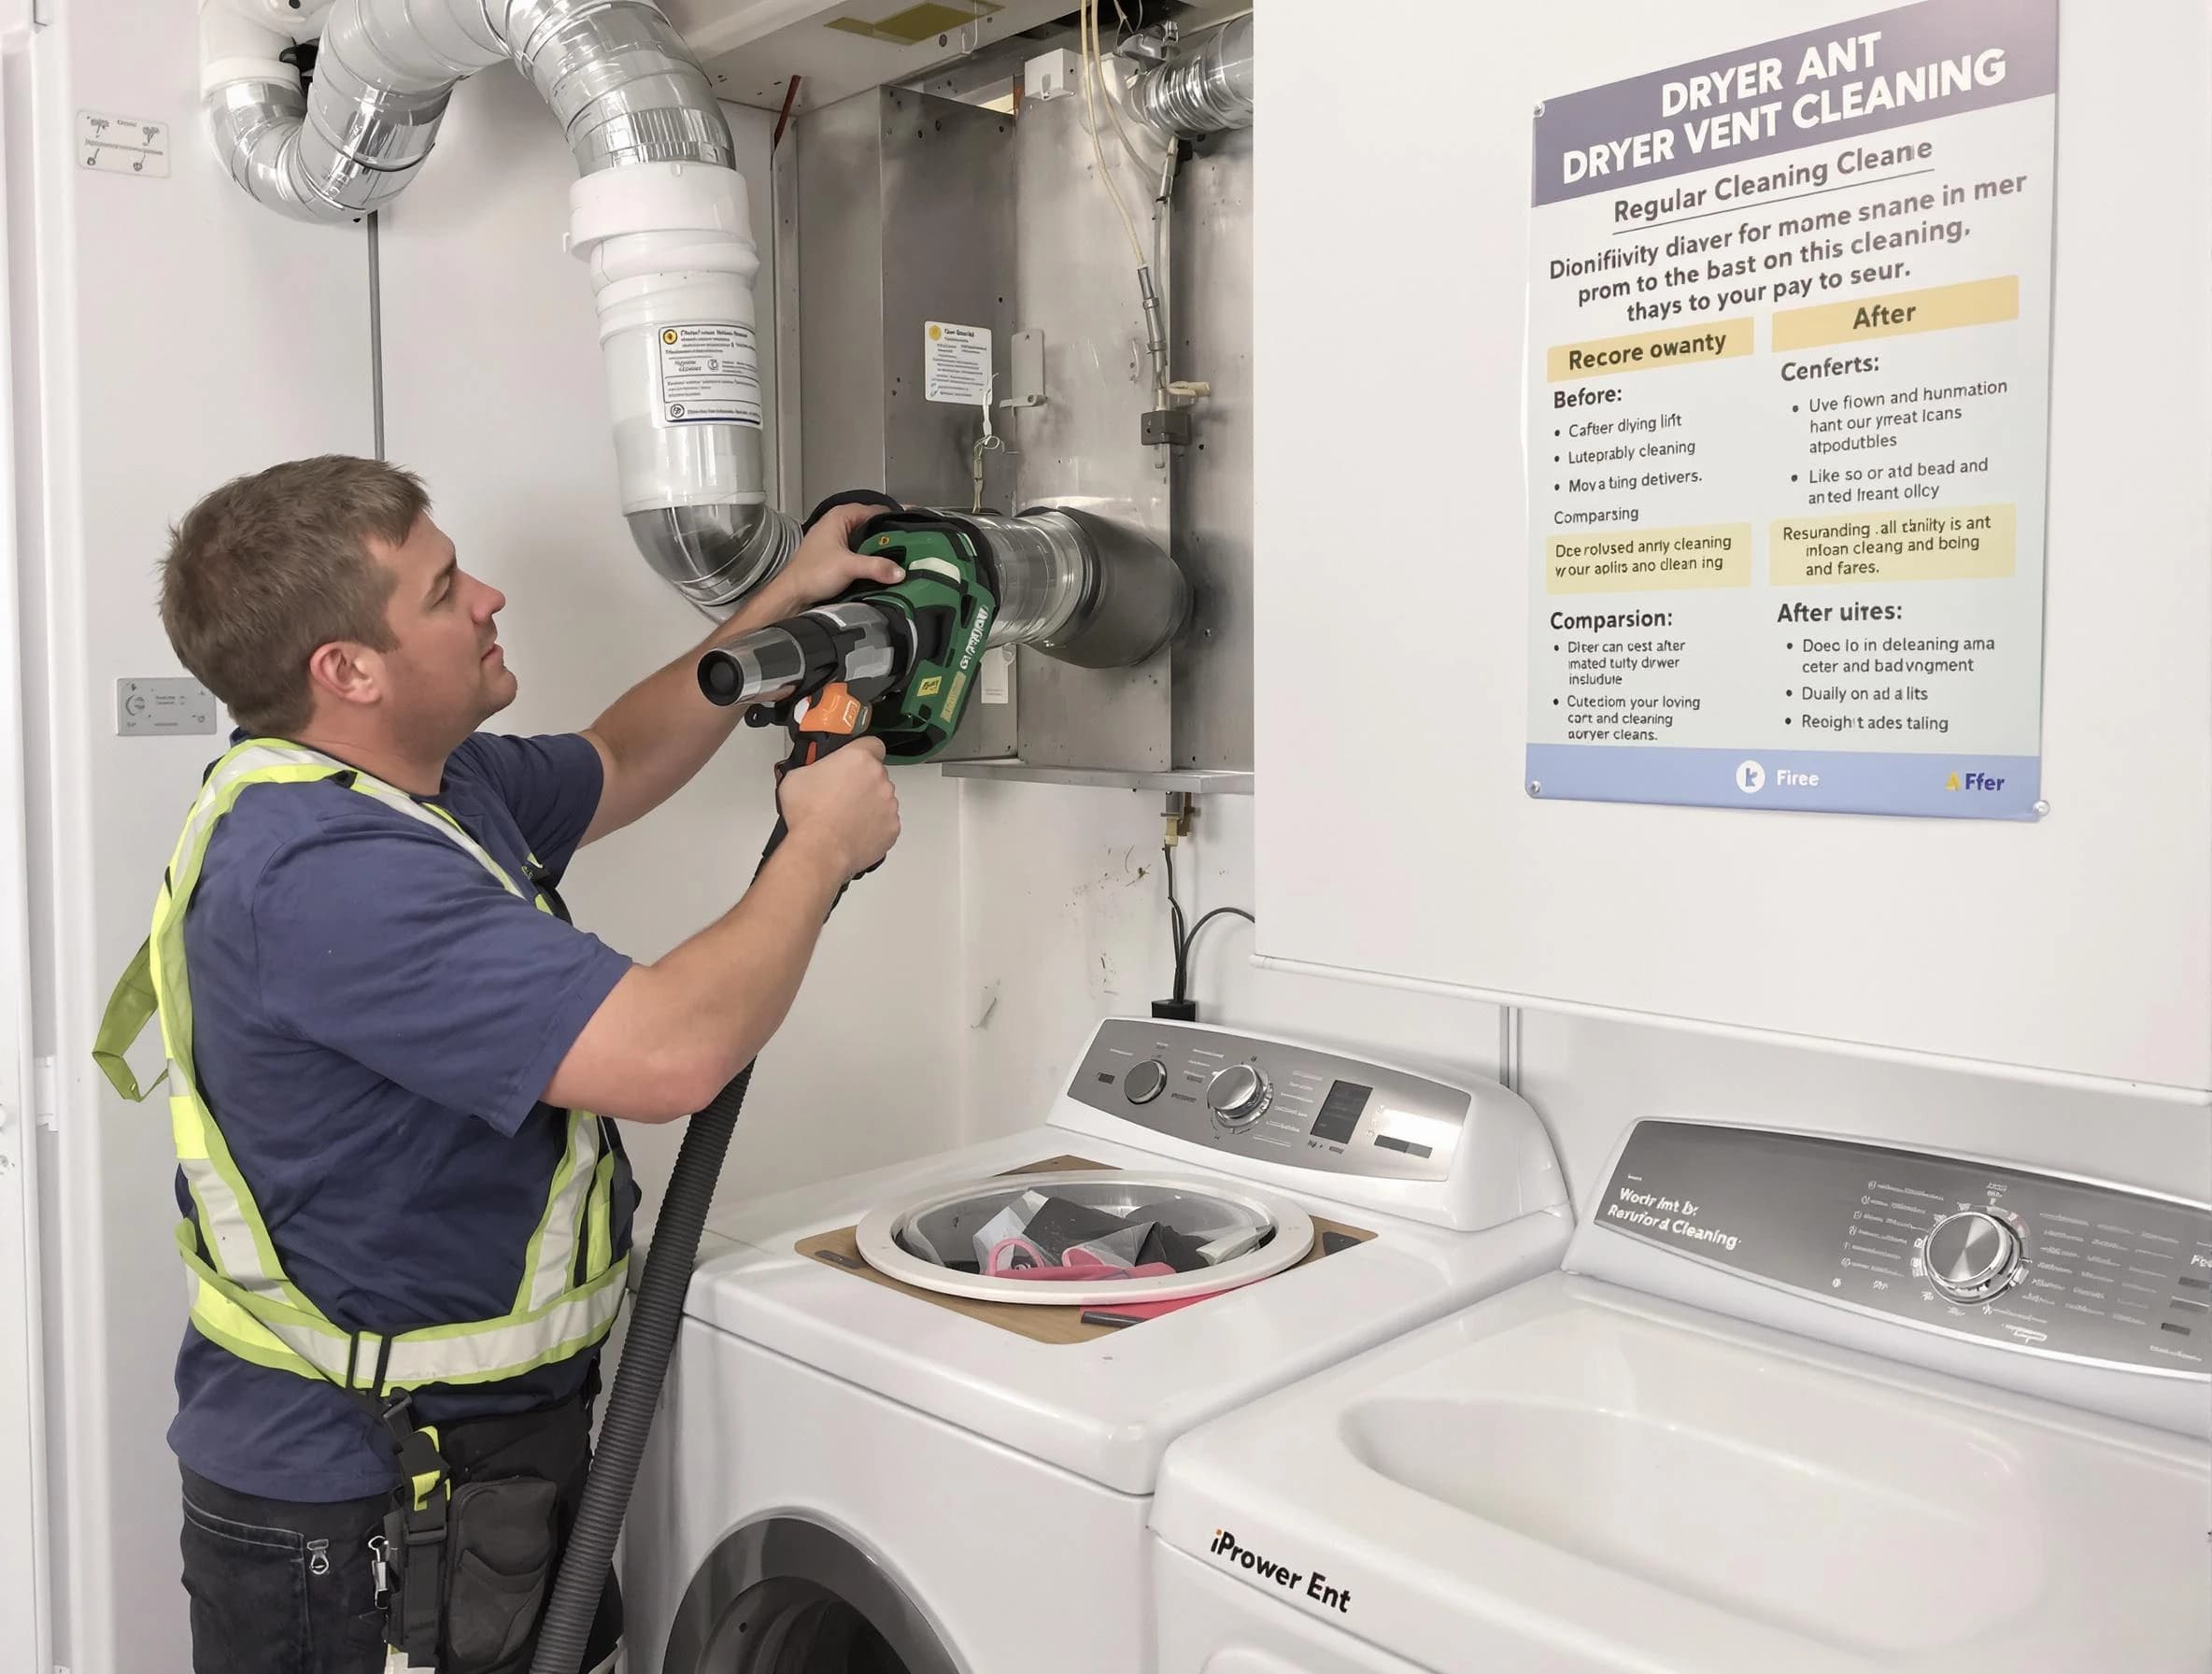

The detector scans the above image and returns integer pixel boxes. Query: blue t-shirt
[169,731,637,1502]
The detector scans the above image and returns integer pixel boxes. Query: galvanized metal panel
[1168,124,1253,772]
[876,87,1017,513]
[796,91,889,501]
[772,121,805,511]
[792,87,1018,759]
[792,76,1255,781]
[1005,89,1173,772]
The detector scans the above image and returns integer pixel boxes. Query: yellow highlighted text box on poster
[1770,504,2015,585]
[1545,319,1752,382]
[1772,277,2018,351]
[1545,523,1752,594]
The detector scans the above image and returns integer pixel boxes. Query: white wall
[16,4,373,1670]
[374,67,967,1221]
[0,6,48,1660]
[956,787,2212,1220]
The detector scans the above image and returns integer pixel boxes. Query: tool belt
[371,1386,621,1673]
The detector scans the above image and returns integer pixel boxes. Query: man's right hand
[779,737,901,878]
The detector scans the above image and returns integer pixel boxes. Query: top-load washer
[619,1017,1570,1673]
[1152,1117,2212,1673]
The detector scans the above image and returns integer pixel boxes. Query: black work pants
[179,1466,390,1673]
[178,1401,621,1673]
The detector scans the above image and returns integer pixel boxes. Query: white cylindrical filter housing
[569,162,800,613]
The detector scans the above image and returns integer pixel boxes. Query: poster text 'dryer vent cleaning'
[1524,0,2056,820]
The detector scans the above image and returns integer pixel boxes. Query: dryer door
[661,1515,963,1674]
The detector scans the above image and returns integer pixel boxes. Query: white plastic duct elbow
[195,0,798,613]
[569,163,796,612]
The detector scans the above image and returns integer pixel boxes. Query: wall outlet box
[1024,48,1079,102]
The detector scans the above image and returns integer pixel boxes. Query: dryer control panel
[1068,1020,1467,1183]
[1593,1122,2212,1376]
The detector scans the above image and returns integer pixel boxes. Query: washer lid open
[853,1170,1317,1306]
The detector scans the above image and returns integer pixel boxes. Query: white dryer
[1150,1118,2212,1672]
[620,1018,1569,1673]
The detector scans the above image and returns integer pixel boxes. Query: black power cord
[1175,906,1255,1003]
[1153,844,1253,1022]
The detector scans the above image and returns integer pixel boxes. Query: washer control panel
[1069,1020,1467,1181]
[1595,1121,2212,1376]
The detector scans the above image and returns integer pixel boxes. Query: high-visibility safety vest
[93,738,630,1396]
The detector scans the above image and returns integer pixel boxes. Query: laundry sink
[1338,1304,2061,1654]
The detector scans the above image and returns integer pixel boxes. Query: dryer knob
[1923,1210,2022,1303]
[1124,1059,1168,1105]
[1207,1063,1271,1127]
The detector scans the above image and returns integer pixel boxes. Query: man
[107,455,902,1673]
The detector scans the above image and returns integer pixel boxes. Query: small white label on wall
[924,321,992,403]
[78,111,169,177]
[980,645,1014,705]
[656,323,763,426]
[117,677,215,737]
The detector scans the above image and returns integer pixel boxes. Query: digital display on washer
[1310,1081,1371,1145]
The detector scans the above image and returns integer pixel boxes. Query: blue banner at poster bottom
[1524,745,2042,820]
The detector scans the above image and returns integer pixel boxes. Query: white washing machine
[1152,1118,2212,1673]
[620,1018,1570,1673]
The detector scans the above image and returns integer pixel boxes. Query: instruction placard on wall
[925,321,993,403]
[656,323,763,426]
[1524,0,2056,819]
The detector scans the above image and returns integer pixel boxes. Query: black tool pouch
[439,1474,561,1674]
[374,1391,617,1673]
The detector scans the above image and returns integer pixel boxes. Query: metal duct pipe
[693,506,1192,712]
[1127,14,1255,136]
[961,508,1190,668]
[196,0,800,613]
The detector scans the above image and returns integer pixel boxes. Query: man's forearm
[546,829,849,1120]
[579,580,804,843]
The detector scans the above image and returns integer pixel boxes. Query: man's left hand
[752,502,906,621]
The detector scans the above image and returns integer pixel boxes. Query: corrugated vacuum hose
[528,1059,756,1674]
[533,740,865,1674]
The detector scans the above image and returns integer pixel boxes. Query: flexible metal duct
[1127,14,1255,136]
[196,0,800,612]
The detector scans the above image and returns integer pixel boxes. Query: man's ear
[305,641,382,711]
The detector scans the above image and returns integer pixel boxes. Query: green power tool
[696,509,1000,771]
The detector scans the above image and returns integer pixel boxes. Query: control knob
[1123,1059,1168,1105]
[1206,1063,1271,1127]
[1922,1210,2023,1303]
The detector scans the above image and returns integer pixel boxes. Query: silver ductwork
[196,0,798,613]
[962,508,1189,669]
[1127,14,1255,137]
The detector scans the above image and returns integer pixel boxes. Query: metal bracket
[996,328,1045,409]
[1141,406,1191,447]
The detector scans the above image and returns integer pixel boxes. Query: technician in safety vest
[95,455,904,1674]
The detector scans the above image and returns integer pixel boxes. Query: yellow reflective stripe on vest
[104,736,625,1393]
[586,1148,617,1280]
[517,1110,602,1311]
[177,1224,629,1391]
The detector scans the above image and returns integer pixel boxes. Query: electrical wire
[1175,907,1255,1004]
[1097,0,1171,177]
[1078,0,1147,267]
[1161,843,1187,984]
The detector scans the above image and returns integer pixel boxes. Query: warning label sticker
[656,323,763,427]
[925,320,992,404]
